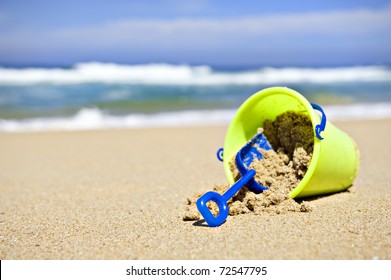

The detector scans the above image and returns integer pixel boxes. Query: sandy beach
[0,119,390,260]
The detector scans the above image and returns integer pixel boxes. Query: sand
[0,119,390,259]
[184,111,314,220]
[263,111,314,157]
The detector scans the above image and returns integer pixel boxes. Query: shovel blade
[235,132,272,192]
[239,132,272,168]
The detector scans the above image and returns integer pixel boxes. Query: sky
[0,0,390,67]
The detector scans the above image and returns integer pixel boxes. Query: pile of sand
[263,111,314,157]
[183,111,314,221]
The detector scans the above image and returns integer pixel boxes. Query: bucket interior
[223,87,321,197]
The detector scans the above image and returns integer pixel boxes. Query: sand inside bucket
[183,111,314,221]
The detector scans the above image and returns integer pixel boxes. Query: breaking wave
[1,103,391,132]
[0,62,390,85]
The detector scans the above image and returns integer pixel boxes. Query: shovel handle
[196,169,256,227]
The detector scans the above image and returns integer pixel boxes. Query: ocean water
[0,62,391,132]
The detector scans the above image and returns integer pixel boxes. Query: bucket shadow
[295,186,356,205]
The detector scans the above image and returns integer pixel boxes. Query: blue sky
[0,0,390,67]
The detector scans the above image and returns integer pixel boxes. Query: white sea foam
[1,103,391,132]
[0,62,390,85]
[0,108,235,132]
[323,103,391,120]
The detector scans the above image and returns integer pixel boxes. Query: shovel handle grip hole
[196,192,229,227]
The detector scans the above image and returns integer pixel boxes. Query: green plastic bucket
[223,87,360,198]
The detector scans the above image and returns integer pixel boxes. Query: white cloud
[49,5,391,46]
[0,5,390,64]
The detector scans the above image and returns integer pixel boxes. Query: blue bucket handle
[216,148,224,161]
[311,103,326,140]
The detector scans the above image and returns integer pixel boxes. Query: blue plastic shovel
[196,133,272,227]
